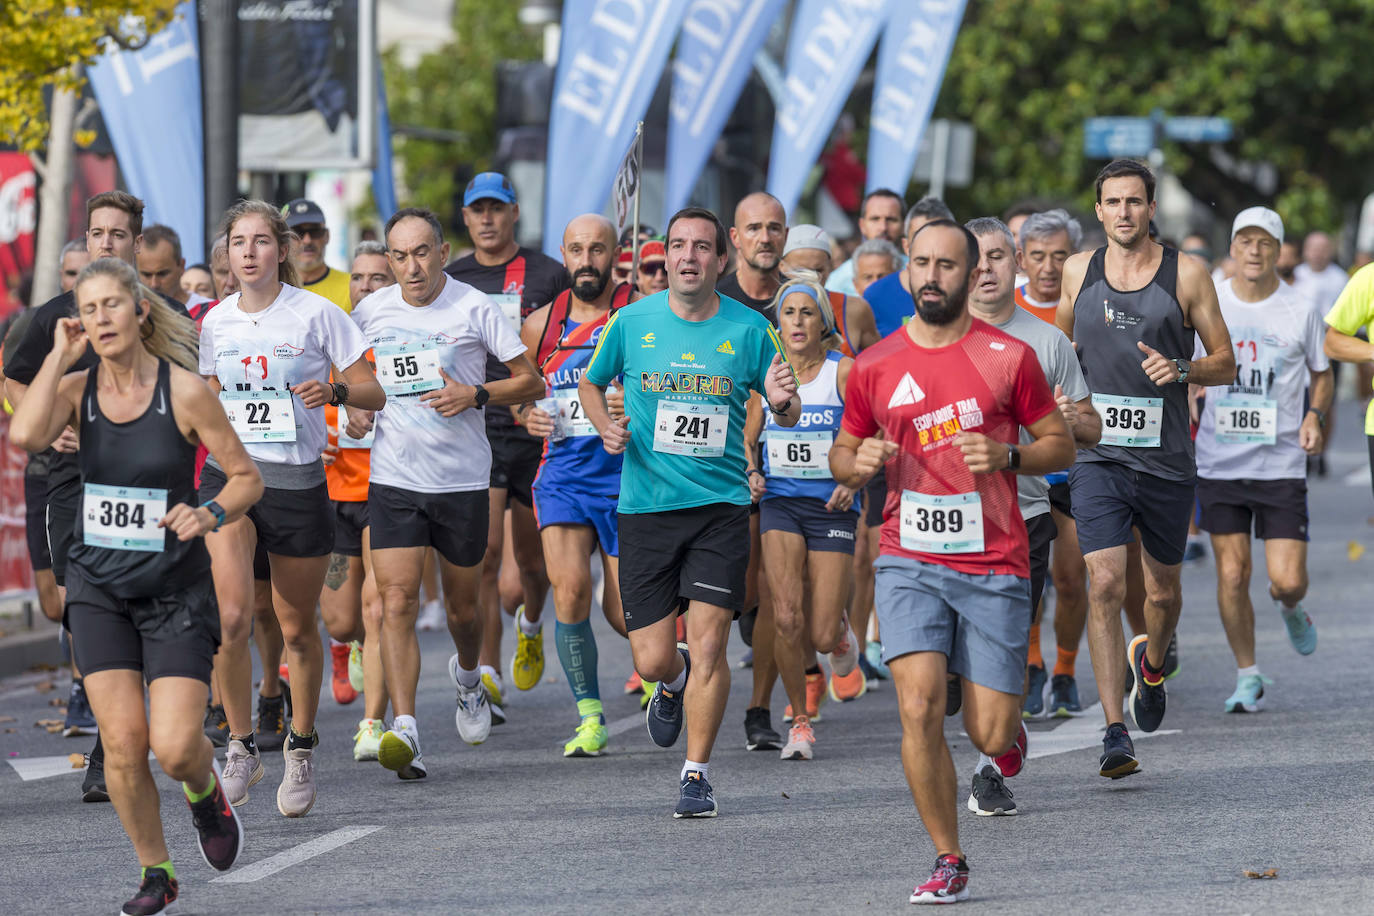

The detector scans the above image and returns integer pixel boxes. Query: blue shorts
[1068,461,1195,566]
[873,556,1030,695]
[759,495,858,554]
[533,487,619,557]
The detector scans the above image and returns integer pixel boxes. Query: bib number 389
[899,491,984,554]
[653,400,727,457]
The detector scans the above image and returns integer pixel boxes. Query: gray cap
[782,224,832,257]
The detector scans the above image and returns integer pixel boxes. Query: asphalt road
[3,401,1373,914]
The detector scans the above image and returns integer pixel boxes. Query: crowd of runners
[7,154,1368,911]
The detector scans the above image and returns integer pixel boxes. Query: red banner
[0,414,33,596]
[0,153,37,320]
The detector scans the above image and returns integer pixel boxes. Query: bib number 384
[1097,394,1163,448]
[899,491,984,554]
[653,400,727,457]
[83,484,167,552]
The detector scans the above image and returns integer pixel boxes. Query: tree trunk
[30,66,80,308]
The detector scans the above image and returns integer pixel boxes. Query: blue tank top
[762,351,857,509]
[532,306,623,497]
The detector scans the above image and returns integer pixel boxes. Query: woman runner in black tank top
[10,258,262,915]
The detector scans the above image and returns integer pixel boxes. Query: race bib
[1097,393,1163,447]
[375,343,443,395]
[490,294,523,332]
[653,400,728,457]
[899,491,984,554]
[337,406,374,449]
[553,389,596,439]
[220,389,296,443]
[83,484,166,552]
[765,429,833,479]
[1215,398,1277,445]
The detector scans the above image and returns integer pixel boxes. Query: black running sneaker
[82,736,109,803]
[673,770,717,818]
[1128,634,1167,733]
[256,693,288,751]
[646,647,689,748]
[744,707,782,751]
[187,761,244,871]
[63,678,97,737]
[1099,722,1139,779]
[204,703,229,748]
[945,674,962,716]
[121,867,178,915]
[966,764,1017,816]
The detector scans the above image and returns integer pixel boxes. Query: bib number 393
[653,400,728,457]
[899,491,984,554]
[375,343,443,396]
[83,484,166,552]
[220,390,296,443]
[1215,398,1277,445]
[1097,394,1163,448]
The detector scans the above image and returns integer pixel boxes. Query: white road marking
[211,826,383,884]
[7,754,85,781]
[1027,703,1179,760]
[606,710,644,737]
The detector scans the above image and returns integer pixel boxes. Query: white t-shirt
[1194,279,1329,481]
[1293,262,1350,318]
[351,275,526,494]
[200,284,368,465]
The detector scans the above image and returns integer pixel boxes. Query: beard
[571,264,612,301]
[914,277,968,326]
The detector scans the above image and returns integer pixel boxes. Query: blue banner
[87,2,205,261]
[865,0,967,194]
[543,0,691,256]
[664,0,786,216]
[766,0,891,218]
[372,61,397,223]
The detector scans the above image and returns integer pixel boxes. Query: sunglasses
[639,262,667,276]
[295,225,328,239]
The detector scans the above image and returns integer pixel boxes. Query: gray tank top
[1073,245,1196,481]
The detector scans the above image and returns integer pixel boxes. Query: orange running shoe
[624,670,644,694]
[828,665,868,702]
[784,670,826,722]
[330,642,357,705]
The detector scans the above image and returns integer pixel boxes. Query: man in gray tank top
[1056,160,1235,779]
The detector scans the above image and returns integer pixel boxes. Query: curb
[0,621,64,680]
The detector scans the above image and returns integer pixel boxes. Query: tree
[0,1,179,150]
[934,0,1374,237]
[382,0,541,236]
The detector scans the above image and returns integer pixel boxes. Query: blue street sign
[1084,117,1155,158]
[1165,116,1233,143]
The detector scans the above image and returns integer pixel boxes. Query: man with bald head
[512,214,635,758]
[1294,231,1350,474]
[718,191,787,320]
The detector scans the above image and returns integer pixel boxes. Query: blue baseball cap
[464,172,517,206]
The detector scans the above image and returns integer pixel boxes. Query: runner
[850,238,902,299]
[751,274,863,761]
[517,214,633,757]
[1057,159,1235,777]
[580,206,799,817]
[1194,207,1329,712]
[778,224,880,357]
[826,188,906,296]
[963,216,1100,814]
[10,257,260,914]
[199,199,384,815]
[353,207,543,779]
[716,191,787,319]
[138,224,214,313]
[861,197,955,336]
[282,199,353,311]
[830,219,1074,902]
[446,172,563,719]
[634,239,669,297]
[1015,209,1081,326]
[1323,260,1374,505]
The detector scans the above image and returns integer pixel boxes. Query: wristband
[329,381,349,406]
[746,468,764,478]
[768,397,793,415]
[1308,407,1326,428]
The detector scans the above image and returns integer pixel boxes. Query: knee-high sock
[556,619,600,707]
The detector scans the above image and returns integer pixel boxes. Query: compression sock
[556,619,601,703]
[1053,645,1078,678]
[1027,624,1044,669]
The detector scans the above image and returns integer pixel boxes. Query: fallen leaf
[0,715,15,723]
[35,718,63,729]
[45,725,63,733]
[4,728,15,733]
[1348,541,1365,562]
[48,698,66,708]
[1243,867,1278,879]
[781,791,790,799]
[27,663,57,672]
[543,676,558,684]
[35,681,55,693]
[68,753,85,769]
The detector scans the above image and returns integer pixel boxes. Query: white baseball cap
[783,224,832,257]
[1231,206,1283,245]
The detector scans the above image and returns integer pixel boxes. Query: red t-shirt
[841,318,1056,578]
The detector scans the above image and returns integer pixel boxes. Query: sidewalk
[0,591,63,679]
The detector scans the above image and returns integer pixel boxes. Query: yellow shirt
[304,266,352,313]
[1323,261,1374,432]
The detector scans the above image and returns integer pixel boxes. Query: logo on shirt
[716,339,735,355]
[1104,300,1143,330]
[989,341,1006,351]
[426,332,460,345]
[641,332,656,348]
[681,352,697,361]
[913,397,984,448]
[888,373,925,408]
[273,343,304,359]
[640,371,732,396]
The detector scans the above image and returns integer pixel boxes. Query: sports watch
[473,384,490,408]
[1173,358,1191,383]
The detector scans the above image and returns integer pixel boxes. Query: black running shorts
[24,475,51,572]
[45,479,79,586]
[1026,511,1058,623]
[618,502,751,630]
[199,464,334,559]
[368,484,487,568]
[489,433,541,507]
[1196,477,1308,542]
[333,499,370,557]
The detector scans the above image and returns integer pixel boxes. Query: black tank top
[68,360,209,598]
[1072,246,1196,481]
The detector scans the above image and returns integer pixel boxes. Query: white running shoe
[450,654,492,745]
[416,599,445,632]
[828,617,859,678]
[353,718,384,761]
[377,723,427,780]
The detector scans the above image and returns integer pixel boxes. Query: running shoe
[451,657,493,745]
[624,670,643,694]
[330,641,358,705]
[221,738,264,807]
[737,647,754,669]
[278,662,290,684]
[1047,674,1083,717]
[82,738,109,803]
[857,653,882,691]
[416,598,445,631]
[829,666,868,702]
[1127,634,1167,733]
[347,640,365,692]
[204,703,229,748]
[1280,602,1317,655]
[187,759,243,871]
[255,693,288,752]
[1163,632,1181,680]
[1022,664,1047,719]
[378,724,427,780]
[481,669,507,726]
[992,720,1028,778]
[738,606,756,647]
[966,765,1017,816]
[1099,722,1139,779]
[673,770,717,818]
[63,679,97,737]
[744,707,783,751]
[910,853,970,904]
[1224,672,1274,713]
[353,718,384,761]
[829,618,859,677]
[780,718,816,761]
[120,867,177,916]
[510,606,545,691]
[1182,538,1206,563]
[784,670,826,722]
[646,647,690,748]
[563,716,608,757]
[277,740,317,818]
[865,641,891,679]
[945,674,962,717]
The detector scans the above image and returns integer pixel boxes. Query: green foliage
[933,0,1374,236]
[384,0,541,234]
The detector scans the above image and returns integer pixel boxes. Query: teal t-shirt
[584,291,786,514]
